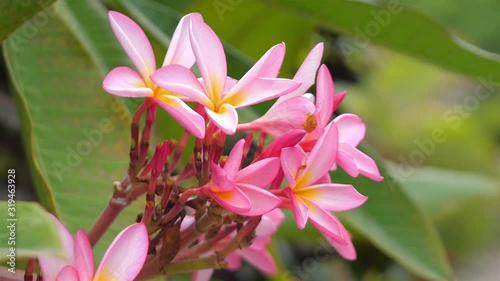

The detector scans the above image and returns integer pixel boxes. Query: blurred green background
[1,0,500,280]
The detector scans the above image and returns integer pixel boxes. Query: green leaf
[0,201,63,258]
[4,0,143,259]
[392,165,500,254]
[391,165,499,221]
[0,0,57,42]
[334,146,454,281]
[264,0,500,82]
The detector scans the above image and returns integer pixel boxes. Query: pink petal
[94,223,149,281]
[223,139,245,178]
[236,157,280,187]
[227,43,286,95]
[306,201,347,245]
[334,114,366,147]
[296,184,367,212]
[241,246,278,275]
[316,65,335,126]
[205,104,238,135]
[39,214,75,281]
[162,13,202,68]
[108,11,155,80]
[209,162,236,192]
[339,144,384,182]
[298,122,338,186]
[56,266,80,281]
[336,147,359,177]
[326,235,357,261]
[73,230,94,281]
[225,252,242,271]
[151,65,212,106]
[210,188,251,214]
[257,209,285,236]
[154,95,206,138]
[102,66,153,98]
[238,96,315,138]
[191,269,214,281]
[255,130,306,161]
[332,90,347,113]
[189,16,226,101]
[284,187,309,229]
[237,184,281,216]
[280,147,303,187]
[273,43,324,107]
[223,77,300,109]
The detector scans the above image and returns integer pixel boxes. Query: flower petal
[257,209,285,237]
[226,43,286,96]
[94,223,149,281]
[284,187,309,229]
[163,13,202,68]
[316,65,334,126]
[340,144,384,182]
[191,269,214,281]
[326,235,357,261]
[238,96,315,138]
[209,162,236,192]
[56,266,79,281]
[154,95,206,138]
[189,15,226,101]
[273,43,324,107]
[306,201,347,245]
[280,147,303,187]
[223,139,245,178]
[39,214,74,281]
[241,245,278,275]
[210,188,251,214]
[255,129,306,161]
[225,252,242,271]
[334,114,366,147]
[297,122,338,186]
[237,184,281,216]
[236,157,280,187]
[336,146,359,177]
[73,230,94,281]
[108,11,155,80]
[102,66,153,98]
[205,104,238,135]
[223,77,300,109]
[296,184,367,212]
[152,64,212,106]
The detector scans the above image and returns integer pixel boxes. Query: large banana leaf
[3,0,143,259]
[264,0,500,82]
[0,0,57,42]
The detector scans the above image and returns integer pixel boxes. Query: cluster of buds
[33,11,384,281]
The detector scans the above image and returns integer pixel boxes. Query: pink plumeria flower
[280,123,367,260]
[150,16,301,135]
[38,215,148,281]
[192,209,285,281]
[302,65,383,182]
[237,43,324,137]
[200,139,281,216]
[102,11,205,138]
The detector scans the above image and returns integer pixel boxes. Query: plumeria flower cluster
[30,11,383,281]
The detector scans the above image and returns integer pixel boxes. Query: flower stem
[87,181,128,246]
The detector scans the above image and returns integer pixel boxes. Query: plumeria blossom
[280,123,367,260]
[38,215,148,281]
[237,43,324,137]
[102,11,206,138]
[151,15,301,135]
[192,209,285,281]
[302,65,383,181]
[199,139,281,216]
